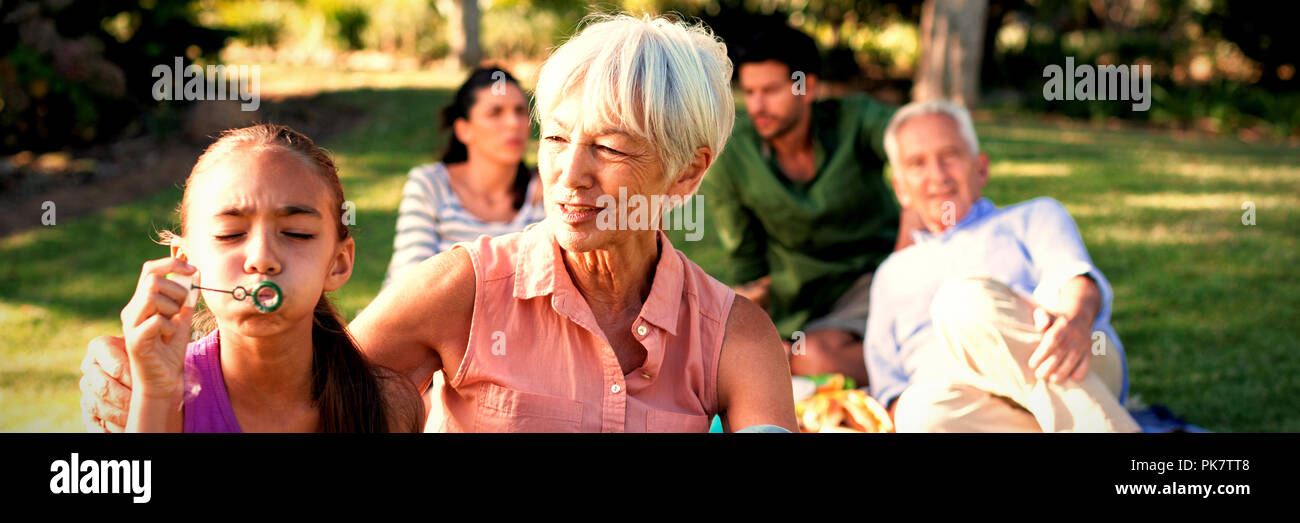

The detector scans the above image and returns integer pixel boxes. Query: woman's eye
[543,136,567,143]
[284,232,315,240]
[214,233,244,241]
[597,145,624,156]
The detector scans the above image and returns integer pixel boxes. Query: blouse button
[610,383,622,394]
[635,325,648,337]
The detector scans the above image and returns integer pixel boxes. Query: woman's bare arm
[349,247,476,392]
[716,295,799,432]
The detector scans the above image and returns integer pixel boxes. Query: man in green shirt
[699,26,919,385]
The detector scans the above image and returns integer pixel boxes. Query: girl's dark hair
[170,124,412,433]
[441,65,532,210]
[309,295,391,432]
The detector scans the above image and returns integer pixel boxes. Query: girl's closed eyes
[211,231,317,241]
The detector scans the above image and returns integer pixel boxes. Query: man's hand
[79,335,132,433]
[1027,309,1093,383]
[1027,275,1102,383]
[732,276,772,311]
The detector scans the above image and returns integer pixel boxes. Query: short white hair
[534,13,735,186]
[883,99,980,170]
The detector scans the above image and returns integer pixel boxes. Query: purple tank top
[183,331,242,433]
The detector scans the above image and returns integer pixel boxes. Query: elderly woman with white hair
[80,14,797,433]
[363,13,796,432]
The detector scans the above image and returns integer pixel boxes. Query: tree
[912,0,988,106]
[448,0,482,68]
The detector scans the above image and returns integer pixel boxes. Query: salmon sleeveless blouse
[439,223,735,432]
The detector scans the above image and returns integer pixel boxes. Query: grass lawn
[2,69,1297,432]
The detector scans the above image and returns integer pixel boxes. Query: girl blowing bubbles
[123,124,424,433]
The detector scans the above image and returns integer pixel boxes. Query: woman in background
[383,66,546,286]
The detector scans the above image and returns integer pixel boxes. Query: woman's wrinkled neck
[562,229,661,315]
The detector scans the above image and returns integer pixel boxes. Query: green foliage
[206,0,449,59]
[327,5,370,51]
[482,2,586,60]
[0,0,233,152]
[985,0,1299,137]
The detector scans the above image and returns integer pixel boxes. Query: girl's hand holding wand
[120,257,197,432]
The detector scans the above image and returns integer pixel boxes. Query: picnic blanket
[1128,404,1210,433]
[709,374,1208,433]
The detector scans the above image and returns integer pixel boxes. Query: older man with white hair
[865,100,1140,432]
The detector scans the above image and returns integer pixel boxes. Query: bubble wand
[167,273,283,313]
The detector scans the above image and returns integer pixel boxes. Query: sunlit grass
[254,64,470,98]
[992,161,1072,177]
[973,117,1298,431]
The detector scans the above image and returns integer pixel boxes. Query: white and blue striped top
[382,162,546,287]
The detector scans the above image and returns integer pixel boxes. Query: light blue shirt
[864,197,1127,408]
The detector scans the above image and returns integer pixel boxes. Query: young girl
[121,124,424,433]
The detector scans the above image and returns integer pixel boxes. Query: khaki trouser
[893,277,1140,433]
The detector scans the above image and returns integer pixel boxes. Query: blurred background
[1,0,1296,432]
